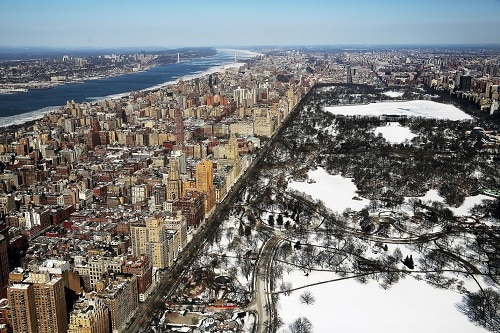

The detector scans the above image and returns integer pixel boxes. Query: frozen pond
[324,100,473,120]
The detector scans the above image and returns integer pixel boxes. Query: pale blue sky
[0,0,498,47]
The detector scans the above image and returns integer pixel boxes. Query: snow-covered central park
[175,94,498,333]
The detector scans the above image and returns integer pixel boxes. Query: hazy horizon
[1,0,499,48]
[2,43,500,50]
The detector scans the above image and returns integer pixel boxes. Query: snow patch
[288,168,369,213]
[374,122,416,143]
[450,194,493,216]
[406,189,494,217]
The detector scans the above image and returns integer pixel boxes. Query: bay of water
[0,49,256,127]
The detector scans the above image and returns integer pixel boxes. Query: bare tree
[456,288,500,332]
[271,262,284,283]
[392,247,403,263]
[289,317,313,333]
[225,228,234,243]
[279,281,293,296]
[299,291,316,305]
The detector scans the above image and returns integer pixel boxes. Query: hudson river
[0,49,257,127]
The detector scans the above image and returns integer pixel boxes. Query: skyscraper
[29,272,68,333]
[122,256,153,302]
[8,271,68,333]
[8,282,38,333]
[228,133,240,161]
[166,152,185,201]
[195,159,213,194]
[460,75,472,91]
[130,216,175,269]
[175,108,184,144]
[173,191,205,228]
[195,159,216,215]
[169,154,180,181]
[0,235,9,299]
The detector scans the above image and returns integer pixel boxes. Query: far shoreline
[0,61,252,130]
[0,49,256,129]
[0,47,263,95]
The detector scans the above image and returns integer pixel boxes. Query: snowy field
[409,189,494,216]
[281,169,493,332]
[288,168,370,213]
[276,270,488,333]
[374,122,416,143]
[277,178,492,333]
[324,100,473,120]
[288,169,490,218]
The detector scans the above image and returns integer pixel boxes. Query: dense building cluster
[0,51,318,333]
[366,48,500,113]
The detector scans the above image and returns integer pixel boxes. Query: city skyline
[1,0,499,48]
